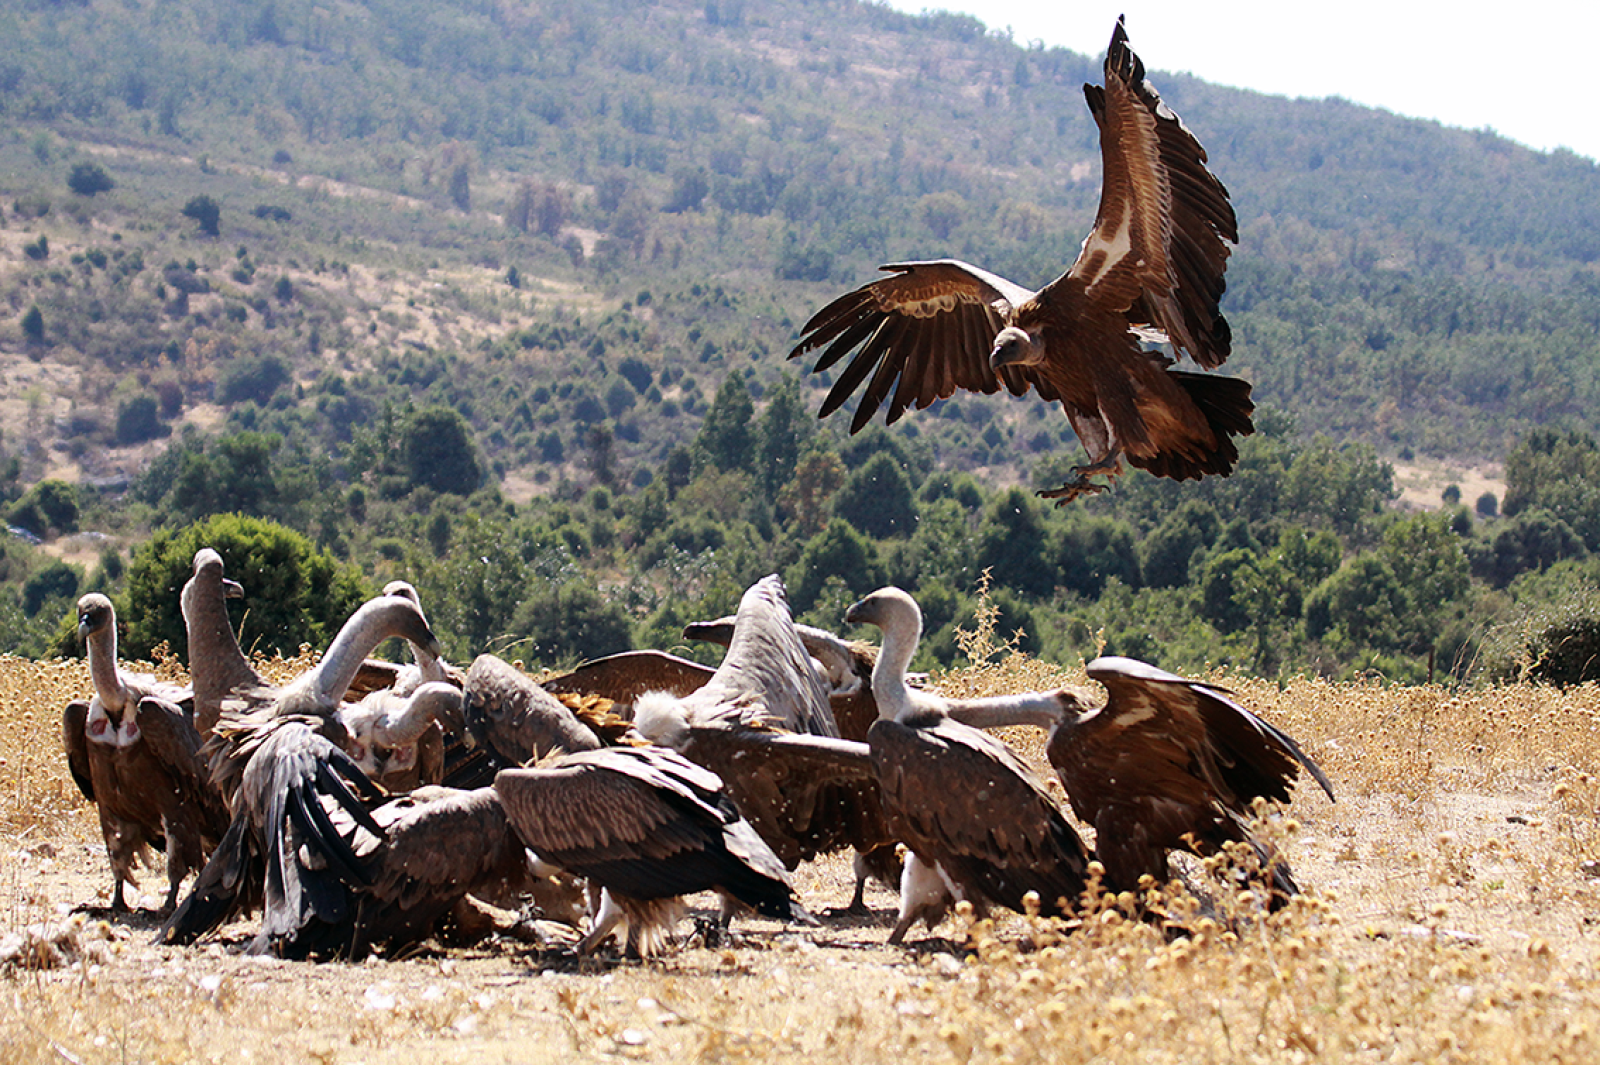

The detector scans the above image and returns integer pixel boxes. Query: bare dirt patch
[1392,457,1506,512]
[7,654,1600,1062]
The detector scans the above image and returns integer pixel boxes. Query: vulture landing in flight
[63,594,229,914]
[845,587,1092,943]
[789,17,1251,504]
[946,656,1334,909]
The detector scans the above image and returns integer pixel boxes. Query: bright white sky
[879,1,1600,163]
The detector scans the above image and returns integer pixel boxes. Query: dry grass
[7,646,1600,1063]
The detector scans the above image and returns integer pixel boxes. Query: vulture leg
[1040,450,1125,505]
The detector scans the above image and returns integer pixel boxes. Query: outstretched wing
[1051,16,1235,370]
[789,260,1037,432]
[1085,656,1334,804]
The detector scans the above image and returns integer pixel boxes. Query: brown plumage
[63,594,229,913]
[635,577,894,887]
[539,649,716,711]
[679,592,902,910]
[948,656,1334,908]
[495,744,812,956]
[202,593,445,811]
[845,587,1091,942]
[180,549,258,737]
[789,17,1250,504]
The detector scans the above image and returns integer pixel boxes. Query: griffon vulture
[658,578,899,912]
[845,587,1091,942]
[945,655,1334,907]
[495,745,814,956]
[789,17,1251,503]
[63,594,229,913]
[180,548,259,737]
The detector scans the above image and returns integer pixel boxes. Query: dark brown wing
[1052,17,1235,371]
[676,728,885,868]
[368,787,526,911]
[789,260,1038,433]
[62,699,94,801]
[541,650,715,705]
[495,746,799,918]
[1084,656,1333,805]
[136,696,231,840]
[871,713,1089,915]
[463,653,604,765]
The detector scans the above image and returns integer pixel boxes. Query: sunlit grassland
[6,645,1600,1063]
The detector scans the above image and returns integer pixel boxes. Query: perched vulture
[789,17,1251,504]
[655,577,899,912]
[179,549,258,737]
[201,593,444,810]
[495,745,813,957]
[63,594,228,913]
[946,655,1334,907]
[845,587,1092,942]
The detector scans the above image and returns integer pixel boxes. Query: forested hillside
[2,0,1599,683]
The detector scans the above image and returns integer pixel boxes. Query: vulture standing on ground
[63,594,230,912]
[201,592,445,809]
[161,594,451,948]
[633,577,892,876]
[789,17,1251,503]
[677,591,903,911]
[180,548,260,737]
[458,651,811,956]
[845,587,1092,943]
[495,744,813,957]
[945,656,1335,908]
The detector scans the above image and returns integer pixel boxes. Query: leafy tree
[1140,501,1220,588]
[167,431,282,521]
[182,195,221,237]
[403,407,484,495]
[508,582,633,665]
[115,393,165,445]
[1054,513,1141,597]
[10,479,80,536]
[1305,554,1408,654]
[694,374,755,473]
[788,518,882,614]
[975,488,1053,598]
[1502,430,1600,549]
[22,560,80,617]
[67,162,114,196]
[1468,509,1587,588]
[123,514,366,662]
[832,453,917,539]
[217,354,292,406]
[755,374,811,497]
[21,305,44,344]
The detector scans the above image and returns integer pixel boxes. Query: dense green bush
[123,513,367,661]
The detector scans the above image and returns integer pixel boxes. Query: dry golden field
[6,646,1600,1064]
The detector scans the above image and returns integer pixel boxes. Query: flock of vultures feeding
[57,20,1311,964]
[61,553,1332,962]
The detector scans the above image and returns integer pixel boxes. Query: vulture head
[76,593,114,644]
[988,325,1045,372]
